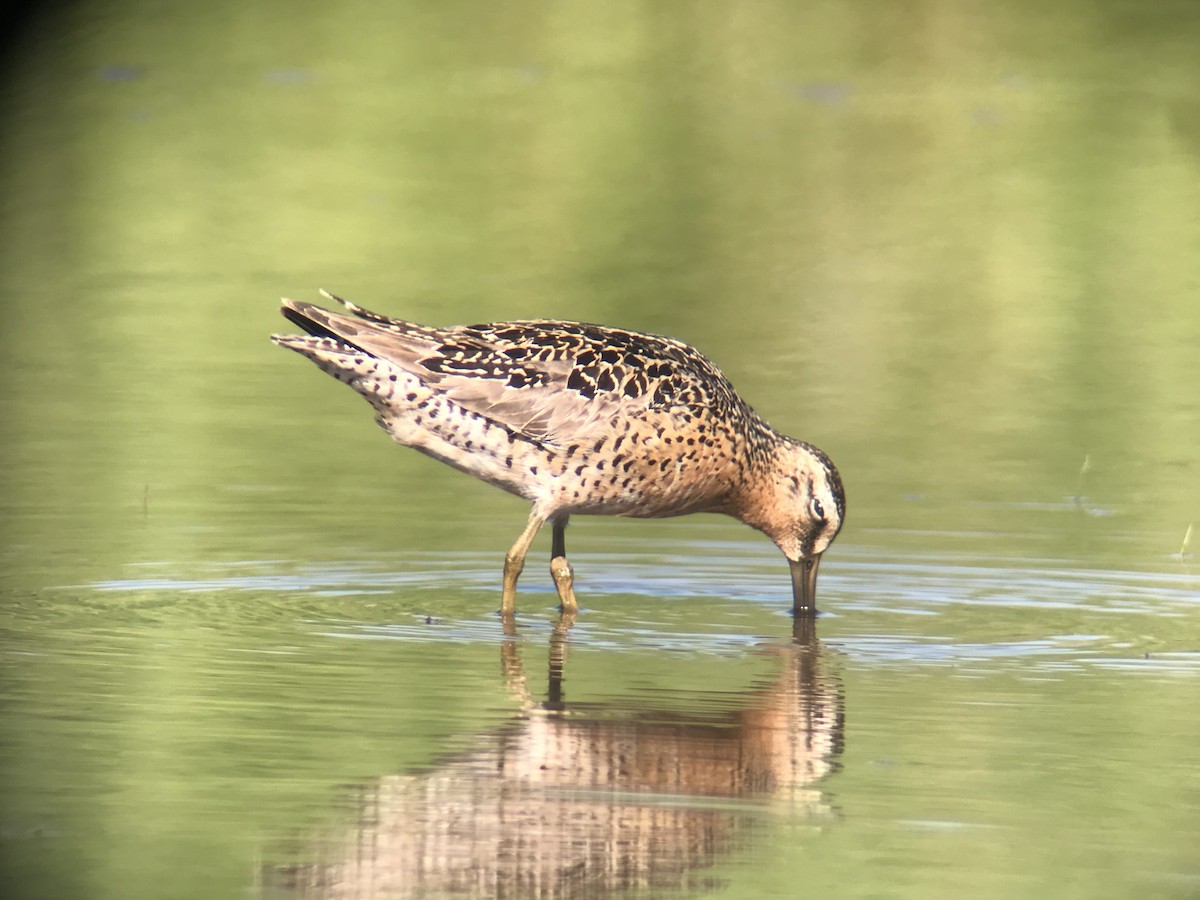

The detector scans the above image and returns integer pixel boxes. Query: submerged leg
[502,509,545,614]
[549,515,578,613]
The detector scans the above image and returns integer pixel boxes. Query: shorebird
[272,291,845,615]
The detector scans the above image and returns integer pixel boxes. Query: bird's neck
[720,429,795,537]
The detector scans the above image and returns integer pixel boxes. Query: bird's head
[740,439,845,614]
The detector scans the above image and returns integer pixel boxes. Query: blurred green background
[1,1,1198,899]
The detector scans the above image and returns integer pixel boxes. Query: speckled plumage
[272,291,845,615]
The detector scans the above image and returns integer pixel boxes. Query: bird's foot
[550,555,578,614]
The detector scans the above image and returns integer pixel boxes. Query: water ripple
[84,544,1199,616]
[72,542,1199,676]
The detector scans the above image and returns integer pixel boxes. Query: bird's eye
[811,498,825,521]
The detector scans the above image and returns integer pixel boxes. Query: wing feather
[280,295,740,444]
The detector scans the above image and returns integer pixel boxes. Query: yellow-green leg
[502,510,545,614]
[550,515,578,613]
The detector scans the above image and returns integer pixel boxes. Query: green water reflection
[2,0,1199,898]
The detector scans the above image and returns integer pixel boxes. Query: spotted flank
[272,290,845,615]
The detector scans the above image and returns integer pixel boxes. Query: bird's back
[272,294,774,518]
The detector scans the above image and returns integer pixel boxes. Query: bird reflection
[264,615,843,898]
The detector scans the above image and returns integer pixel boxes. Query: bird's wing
[280,293,733,444]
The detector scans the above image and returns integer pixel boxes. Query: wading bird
[272,292,844,615]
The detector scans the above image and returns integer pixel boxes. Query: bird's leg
[549,515,578,613]
[502,509,545,614]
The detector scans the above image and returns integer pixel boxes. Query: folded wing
[279,293,717,444]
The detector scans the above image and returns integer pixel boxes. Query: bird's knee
[504,550,526,577]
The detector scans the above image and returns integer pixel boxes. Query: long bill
[789,555,822,615]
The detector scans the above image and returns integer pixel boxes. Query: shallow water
[3,1,1200,898]
[5,529,1198,898]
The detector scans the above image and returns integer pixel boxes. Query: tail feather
[317,288,401,326]
[272,296,380,379]
[269,332,369,384]
[277,299,361,343]
[280,293,445,345]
